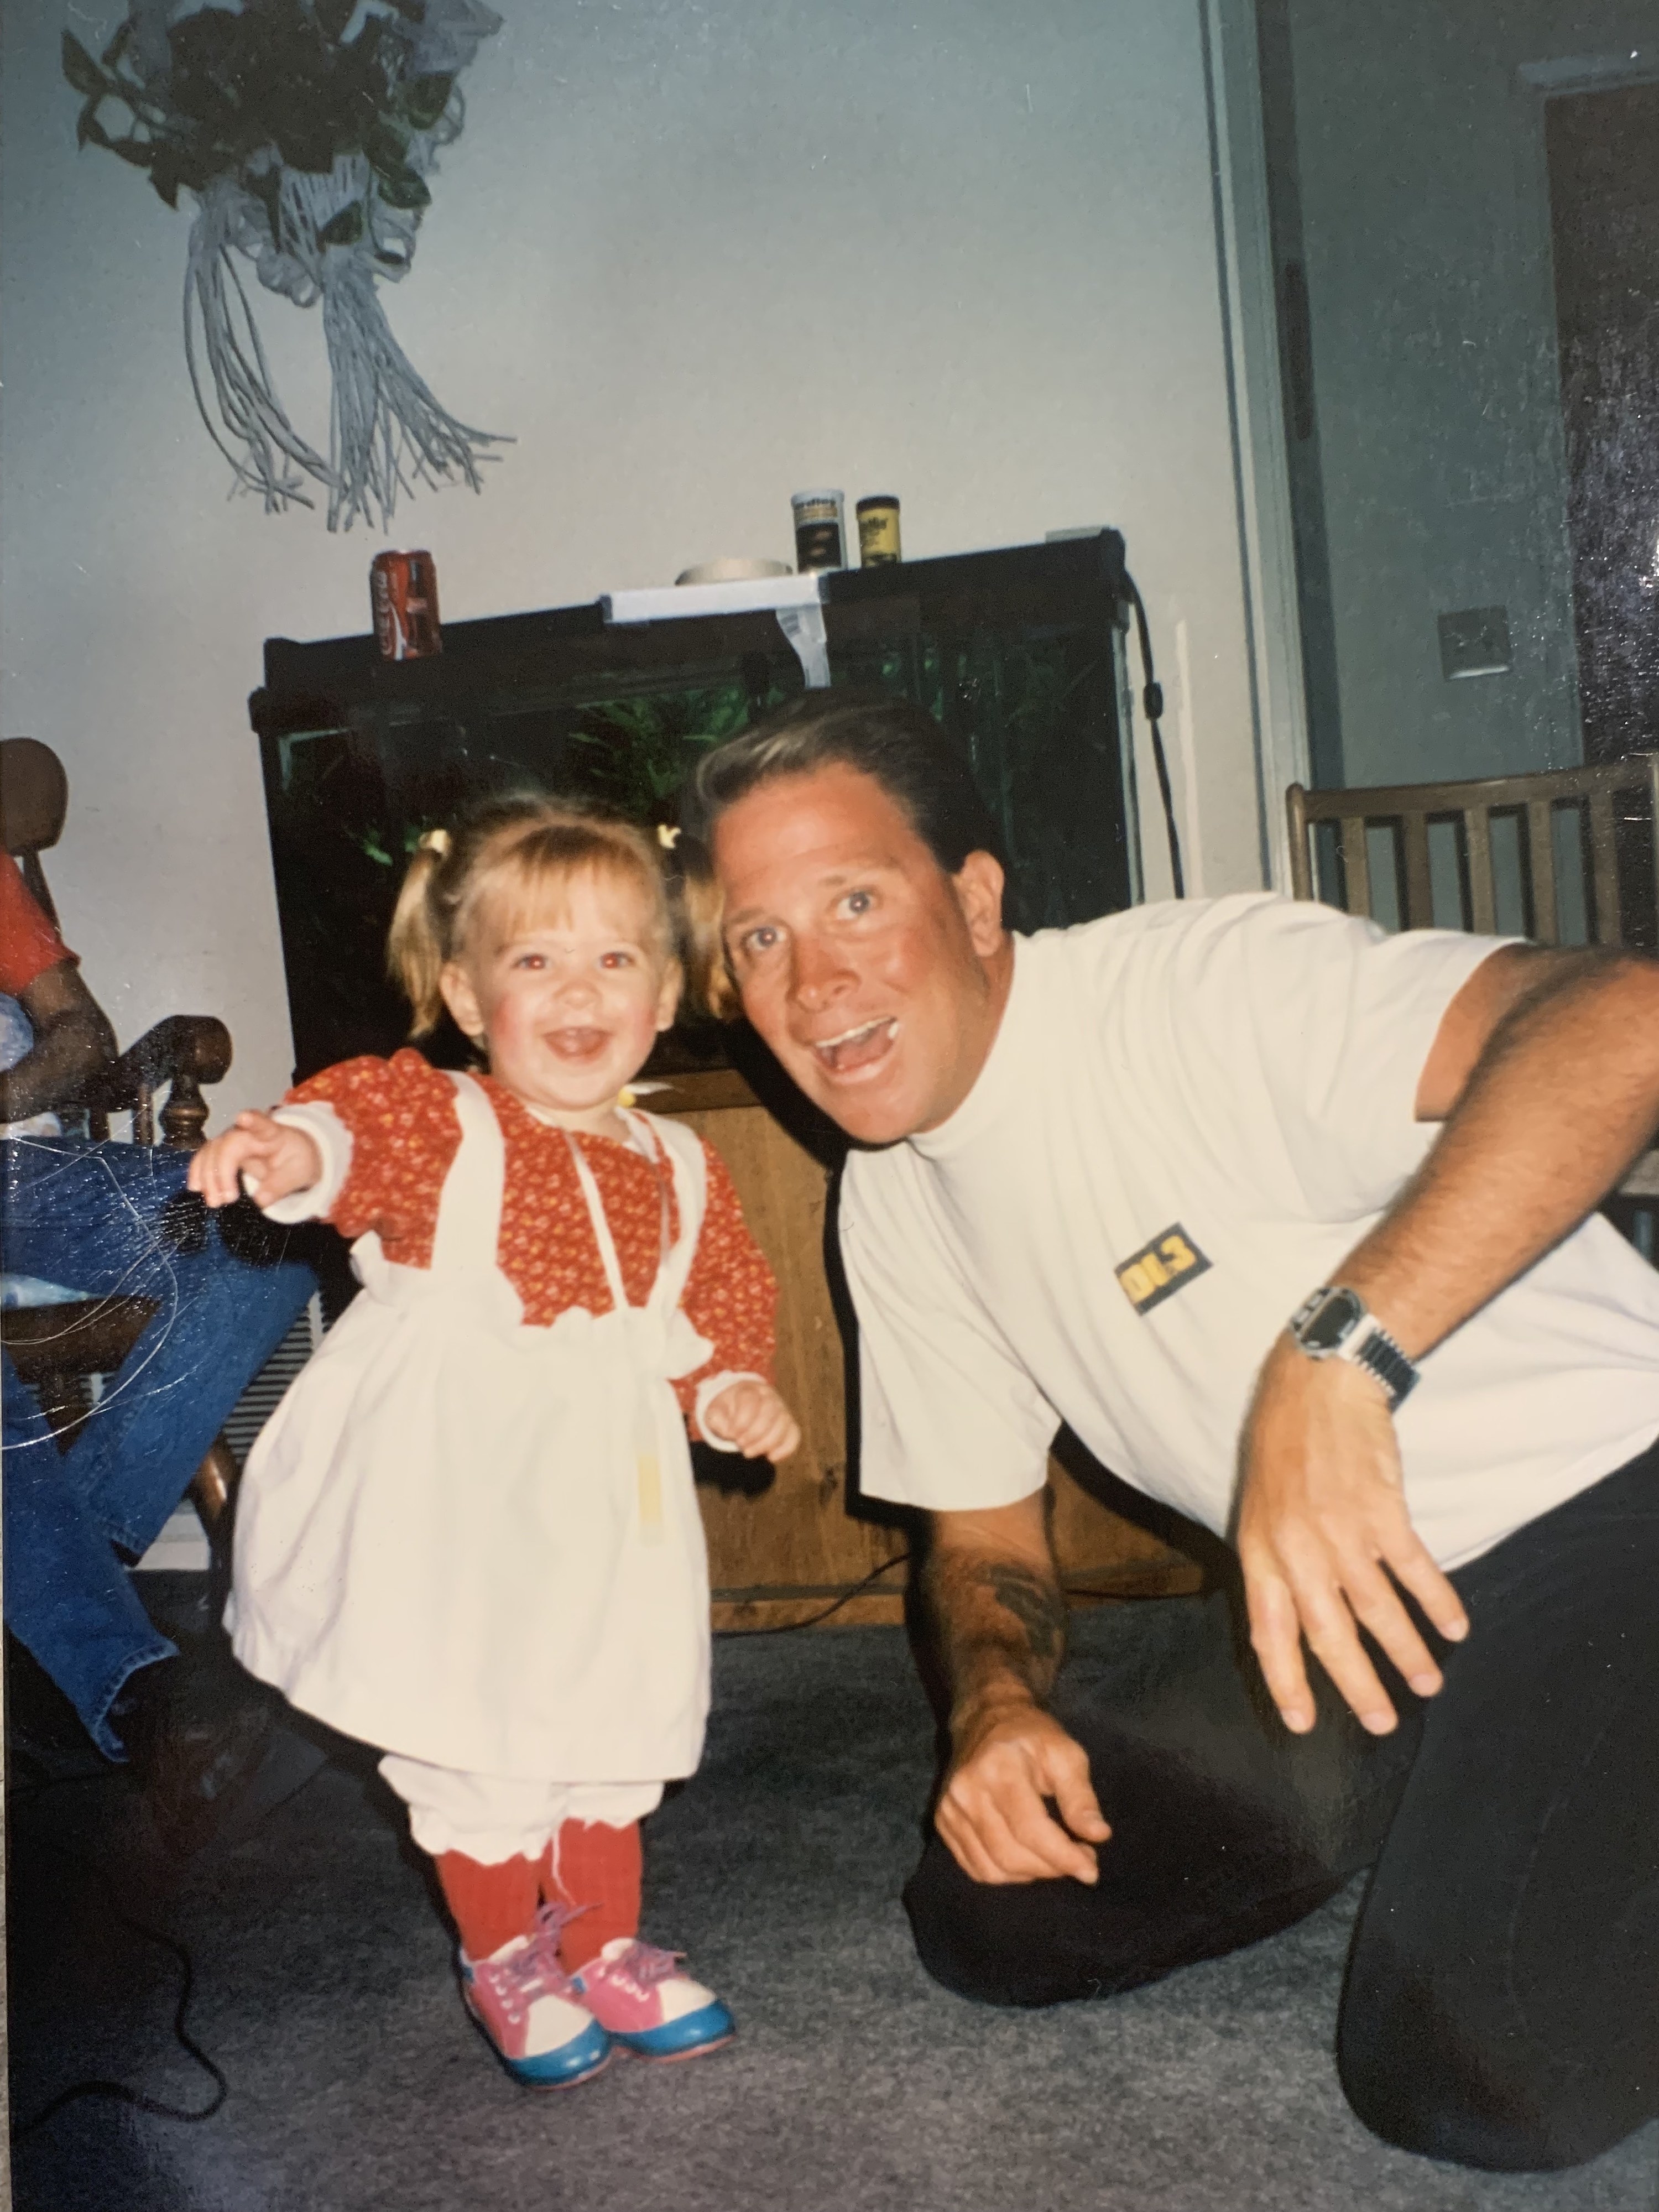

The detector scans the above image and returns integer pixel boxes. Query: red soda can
[370,550,442,660]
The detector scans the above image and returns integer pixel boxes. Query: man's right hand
[936,1697,1110,1885]
[922,1491,1112,1886]
[189,1111,321,1211]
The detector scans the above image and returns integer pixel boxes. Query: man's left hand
[1235,1338,1468,1735]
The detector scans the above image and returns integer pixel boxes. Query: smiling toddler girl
[190,796,797,2087]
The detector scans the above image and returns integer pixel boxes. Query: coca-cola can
[370,550,442,660]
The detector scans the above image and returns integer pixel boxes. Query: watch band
[1287,1286,1420,1410]
[1344,1317,1419,1408]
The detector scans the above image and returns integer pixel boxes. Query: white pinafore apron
[227,1075,714,1782]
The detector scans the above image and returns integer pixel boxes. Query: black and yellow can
[855,495,902,566]
[791,489,847,572]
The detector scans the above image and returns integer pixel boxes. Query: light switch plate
[1438,605,1512,679]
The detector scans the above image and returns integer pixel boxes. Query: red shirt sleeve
[673,1137,780,1428]
[284,1047,460,1265]
[0,851,73,997]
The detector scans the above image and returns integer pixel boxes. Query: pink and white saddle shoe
[460,1908,613,2088]
[570,1937,735,2061]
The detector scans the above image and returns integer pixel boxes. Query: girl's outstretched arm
[189,1110,322,1211]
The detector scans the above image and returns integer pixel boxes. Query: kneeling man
[689,693,1659,2176]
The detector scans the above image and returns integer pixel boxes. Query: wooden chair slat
[1286,784,1314,900]
[1464,810,1496,933]
[1339,816,1372,917]
[1524,800,1559,945]
[1400,813,1434,928]
[1587,791,1623,947]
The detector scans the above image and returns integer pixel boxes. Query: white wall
[1286,0,1656,789]
[2,0,1263,1118]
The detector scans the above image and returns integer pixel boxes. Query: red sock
[436,1851,542,1961]
[542,1819,642,1970]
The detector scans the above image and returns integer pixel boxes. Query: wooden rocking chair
[0,736,239,1517]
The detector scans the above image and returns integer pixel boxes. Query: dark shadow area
[690,1437,776,1498]
[1047,1425,1233,1593]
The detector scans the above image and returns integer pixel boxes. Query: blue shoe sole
[467,2002,614,2089]
[612,2000,736,2062]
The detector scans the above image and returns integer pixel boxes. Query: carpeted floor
[10,1601,1658,2212]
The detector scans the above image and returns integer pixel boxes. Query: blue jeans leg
[2,1353,175,1757]
[2,1138,317,1756]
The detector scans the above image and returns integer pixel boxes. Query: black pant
[904,1440,1659,2173]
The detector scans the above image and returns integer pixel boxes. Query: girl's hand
[188,1112,323,1211]
[703,1380,801,1462]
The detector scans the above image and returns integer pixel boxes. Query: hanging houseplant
[64,0,508,531]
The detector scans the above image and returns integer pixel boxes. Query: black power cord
[713,1547,913,1637]
[1125,574,1186,899]
[9,1805,229,2140]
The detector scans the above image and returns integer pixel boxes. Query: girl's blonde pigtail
[387,836,451,1035]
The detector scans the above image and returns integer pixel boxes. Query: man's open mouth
[811,1018,896,1076]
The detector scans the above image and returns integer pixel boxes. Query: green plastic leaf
[166,8,248,84]
[275,123,340,173]
[400,74,453,132]
[150,148,184,208]
[364,118,411,172]
[317,200,366,248]
[374,164,431,212]
[61,31,109,99]
[75,101,115,152]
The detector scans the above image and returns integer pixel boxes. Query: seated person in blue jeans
[1,848,315,1766]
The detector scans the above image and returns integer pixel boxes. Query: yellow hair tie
[656,824,681,851]
[419,827,452,857]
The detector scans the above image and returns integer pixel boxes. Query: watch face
[1300,1287,1364,1353]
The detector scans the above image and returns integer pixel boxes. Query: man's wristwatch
[1286,1286,1419,1410]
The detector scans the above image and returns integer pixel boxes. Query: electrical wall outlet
[1438,605,1512,680]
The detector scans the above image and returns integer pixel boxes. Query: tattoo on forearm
[924,1547,1067,1709]
[985,1563,1065,1667]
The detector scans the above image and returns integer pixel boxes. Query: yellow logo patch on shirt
[1115,1225,1211,1315]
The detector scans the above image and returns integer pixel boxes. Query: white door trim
[1199,0,1310,891]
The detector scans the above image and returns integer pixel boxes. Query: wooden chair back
[0,735,231,1145]
[1286,755,1659,947]
[0,740,242,1514]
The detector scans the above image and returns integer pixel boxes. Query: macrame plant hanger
[65,0,509,531]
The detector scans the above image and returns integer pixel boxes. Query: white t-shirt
[839,894,1659,1569]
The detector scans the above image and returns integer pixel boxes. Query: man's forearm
[1340,950,1659,1360]
[921,1495,1110,1884]
[0,1008,116,1123]
[921,1503,1068,1740]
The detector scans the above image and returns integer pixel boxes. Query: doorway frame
[1200,0,1311,890]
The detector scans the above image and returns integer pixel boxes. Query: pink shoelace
[585,1939,684,1995]
[472,1903,586,2025]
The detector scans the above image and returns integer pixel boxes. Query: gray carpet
[11,1606,1658,2212]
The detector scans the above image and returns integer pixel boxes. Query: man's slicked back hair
[682,692,1006,878]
